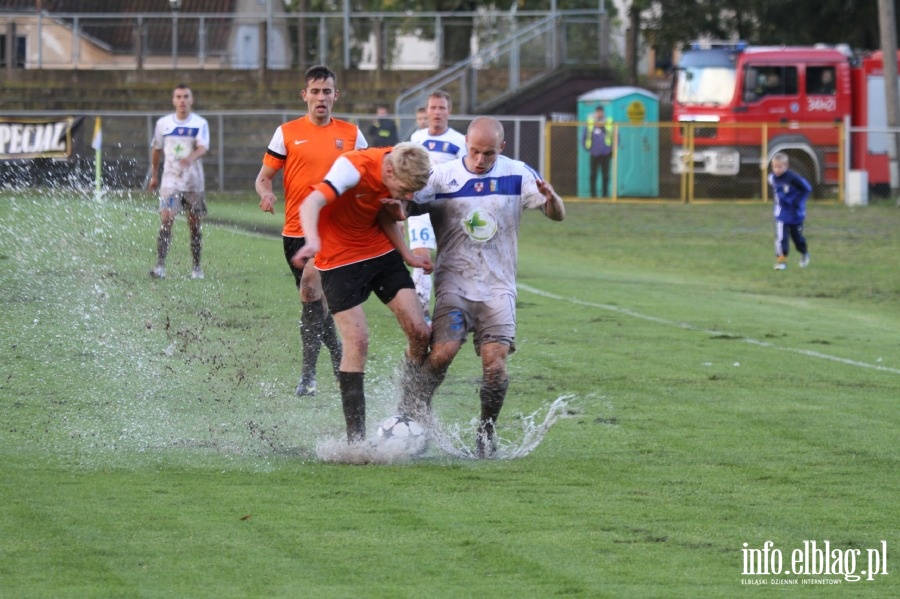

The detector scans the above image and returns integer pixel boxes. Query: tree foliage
[644,0,894,52]
[281,0,895,70]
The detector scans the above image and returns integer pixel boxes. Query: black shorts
[320,251,414,314]
[283,236,306,287]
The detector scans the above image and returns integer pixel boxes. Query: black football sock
[397,358,447,422]
[300,300,325,381]
[420,362,448,415]
[338,371,366,443]
[156,222,172,265]
[479,376,509,430]
[320,304,343,378]
[190,226,202,268]
[396,356,421,418]
[476,377,508,457]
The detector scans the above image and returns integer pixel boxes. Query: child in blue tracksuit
[768,152,812,270]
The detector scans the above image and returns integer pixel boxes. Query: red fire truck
[672,40,898,192]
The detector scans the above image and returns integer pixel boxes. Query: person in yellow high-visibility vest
[583,104,614,197]
[367,103,399,147]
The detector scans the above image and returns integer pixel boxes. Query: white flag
[91,116,102,151]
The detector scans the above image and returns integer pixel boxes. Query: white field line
[212,223,280,240]
[518,283,900,376]
[213,222,899,377]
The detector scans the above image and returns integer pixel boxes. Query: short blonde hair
[771,152,789,167]
[388,142,431,191]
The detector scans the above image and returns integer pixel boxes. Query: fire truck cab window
[807,67,836,95]
[745,66,797,100]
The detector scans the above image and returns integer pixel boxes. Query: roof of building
[2,1,236,13]
[1,1,238,55]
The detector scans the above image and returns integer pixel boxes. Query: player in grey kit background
[400,116,566,458]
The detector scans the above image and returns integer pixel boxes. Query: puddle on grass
[315,394,576,465]
[1,192,578,470]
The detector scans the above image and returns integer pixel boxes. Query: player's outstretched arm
[148,148,162,192]
[538,179,566,221]
[255,164,279,214]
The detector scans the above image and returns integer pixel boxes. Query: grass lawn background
[0,191,897,598]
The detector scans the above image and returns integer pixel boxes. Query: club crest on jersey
[474,182,484,193]
[335,139,344,149]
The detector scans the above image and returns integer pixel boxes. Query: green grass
[1,190,898,598]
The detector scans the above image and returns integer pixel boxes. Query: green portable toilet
[577,86,659,198]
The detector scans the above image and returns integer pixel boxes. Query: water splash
[315,437,423,465]
[2,193,579,470]
[428,394,575,460]
[311,394,575,464]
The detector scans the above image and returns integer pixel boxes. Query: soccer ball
[376,415,427,455]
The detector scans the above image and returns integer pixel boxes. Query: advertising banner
[0,117,81,160]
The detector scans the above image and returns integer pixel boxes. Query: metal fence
[0,8,606,71]
[4,113,895,206]
[0,111,545,195]
[545,121,899,204]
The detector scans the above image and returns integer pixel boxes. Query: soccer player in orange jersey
[255,65,367,397]
[291,143,432,444]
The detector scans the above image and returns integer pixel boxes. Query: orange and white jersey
[262,115,366,237]
[311,147,396,270]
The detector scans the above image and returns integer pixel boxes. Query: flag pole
[92,116,102,197]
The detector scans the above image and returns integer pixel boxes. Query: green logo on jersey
[461,209,498,242]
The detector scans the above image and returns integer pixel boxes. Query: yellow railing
[546,120,847,204]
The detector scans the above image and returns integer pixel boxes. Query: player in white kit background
[147,84,210,280]
[407,89,467,323]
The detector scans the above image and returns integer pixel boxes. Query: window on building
[0,35,27,68]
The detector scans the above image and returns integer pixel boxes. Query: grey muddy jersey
[412,155,548,302]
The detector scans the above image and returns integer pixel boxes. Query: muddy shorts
[159,191,207,216]
[431,292,517,355]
